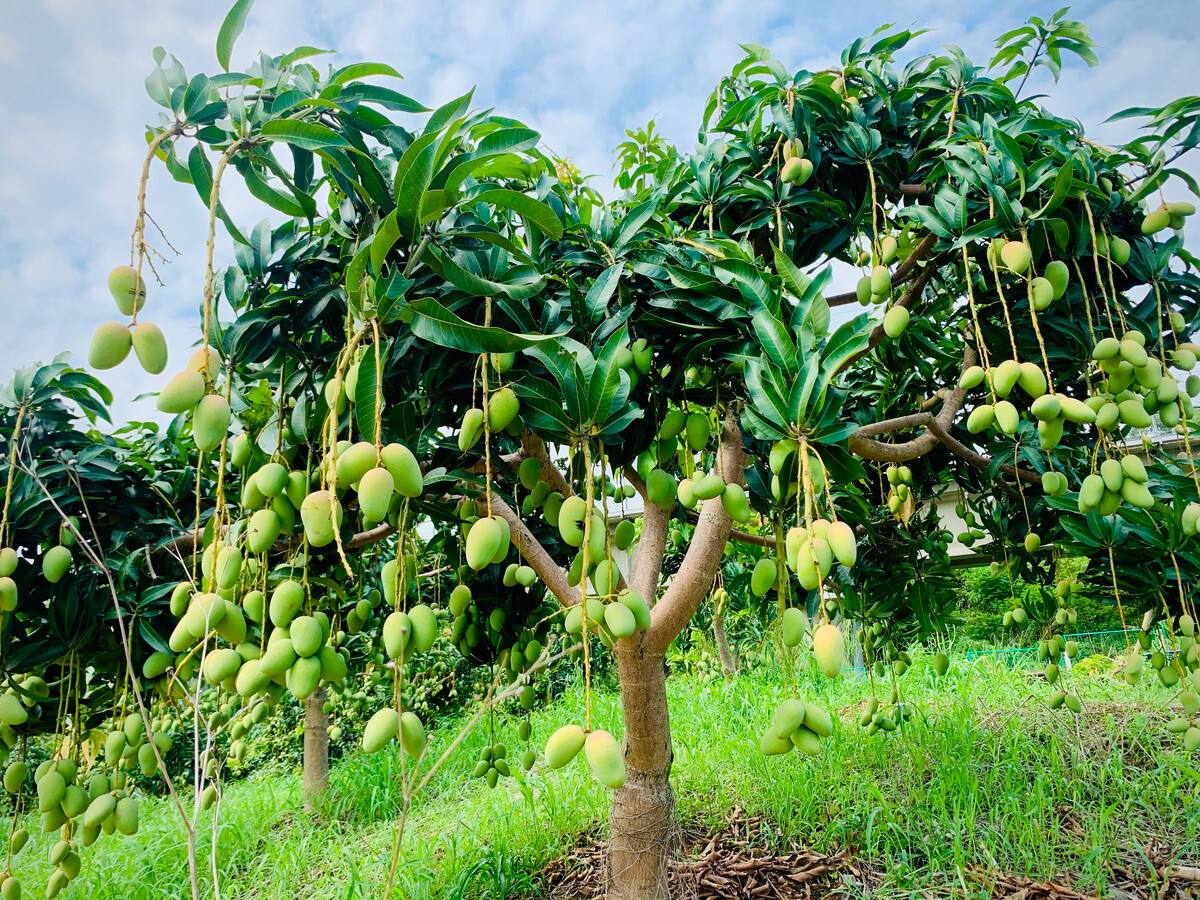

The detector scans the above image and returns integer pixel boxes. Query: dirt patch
[537,808,1200,899]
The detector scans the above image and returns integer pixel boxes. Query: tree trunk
[713,609,737,677]
[607,649,676,900]
[302,688,329,811]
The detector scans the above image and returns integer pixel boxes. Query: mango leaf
[752,311,798,377]
[370,210,401,273]
[583,263,624,324]
[471,188,563,240]
[405,298,565,353]
[216,0,254,71]
[330,62,403,86]
[393,131,440,236]
[260,119,350,151]
[354,339,387,444]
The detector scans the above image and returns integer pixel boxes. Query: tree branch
[644,409,746,653]
[827,233,938,308]
[486,492,578,607]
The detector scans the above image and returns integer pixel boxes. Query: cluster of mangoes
[858,691,912,735]
[362,705,425,757]
[544,724,624,789]
[854,234,900,307]
[155,347,231,452]
[759,697,833,756]
[884,463,913,515]
[1089,330,1196,430]
[779,138,813,187]
[89,266,168,376]
[783,518,857,591]
[1141,200,1196,235]
[1077,454,1153,515]
[2,743,140,898]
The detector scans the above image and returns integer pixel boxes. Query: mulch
[538,808,1200,899]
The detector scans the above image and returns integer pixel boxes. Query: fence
[962,627,1164,670]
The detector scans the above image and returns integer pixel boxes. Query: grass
[6,651,1199,898]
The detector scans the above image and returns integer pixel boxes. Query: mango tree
[21,4,1200,899]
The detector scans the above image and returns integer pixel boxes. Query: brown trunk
[607,649,676,900]
[713,610,737,676]
[302,688,329,811]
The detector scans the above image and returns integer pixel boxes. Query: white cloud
[0,0,1197,422]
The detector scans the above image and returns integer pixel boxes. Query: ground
[6,651,1199,898]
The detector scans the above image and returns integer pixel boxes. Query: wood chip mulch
[541,808,872,898]
[538,808,1200,899]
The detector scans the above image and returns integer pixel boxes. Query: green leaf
[405,298,565,354]
[330,62,403,85]
[1034,158,1075,218]
[583,263,624,323]
[216,0,254,72]
[752,311,798,377]
[370,211,401,273]
[260,119,350,152]
[471,188,563,240]
[393,131,441,237]
[354,340,383,444]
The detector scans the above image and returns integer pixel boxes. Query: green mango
[131,322,168,374]
[88,322,132,370]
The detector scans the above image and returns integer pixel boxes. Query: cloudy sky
[1,0,1198,424]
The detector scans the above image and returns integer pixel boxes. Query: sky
[1,0,1198,425]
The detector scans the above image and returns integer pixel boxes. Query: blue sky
[1,0,1198,423]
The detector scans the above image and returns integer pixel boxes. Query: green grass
[6,652,1198,898]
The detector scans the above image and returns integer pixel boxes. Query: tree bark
[302,688,329,811]
[713,609,737,676]
[607,649,676,900]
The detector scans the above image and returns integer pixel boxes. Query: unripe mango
[458,407,485,451]
[300,490,341,547]
[42,545,72,583]
[107,265,147,315]
[380,443,423,498]
[646,469,676,507]
[357,467,394,523]
[1000,240,1032,274]
[466,516,504,570]
[584,729,625,789]
[882,304,909,338]
[750,557,777,597]
[545,724,586,768]
[487,387,520,432]
[157,369,206,414]
[192,394,231,452]
[812,622,844,677]
[89,322,132,370]
[781,607,805,648]
[131,322,168,374]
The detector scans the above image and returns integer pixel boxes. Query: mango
[291,615,323,657]
[1030,276,1054,310]
[966,404,994,434]
[646,469,676,507]
[203,647,242,685]
[1044,259,1069,298]
[383,611,411,660]
[379,443,423,498]
[1141,207,1170,235]
[604,601,637,638]
[42,545,72,583]
[357,467,394,524]
[300,490,341,547]
[827,520,856,567]
[89,322,132,369]
[487,387,520,432]
[1000,240,1032,274]
[107,265,147,315]
[246,509,281,554]
[557,496,587,547]
[545,724,586,768]
[158,369,207,415]
[584,729,625,789]
[693,473,724,501]
[781,607,805,648]
[1016,362,1047,398]
[812,622,844,677]
[400,711,425,758]
[684,413,710,451]
[192,394,231,452]
[618,589,651,630]
[780,156,813,185]
[871,265,892,296]
[466,516,504,570]
[458,407,485,451]
[614,519,636,551]
[750,557,777,597]
[882,304,909,338]
[130,322,169,374]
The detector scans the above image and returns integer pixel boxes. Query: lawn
[7,651,1198,898]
